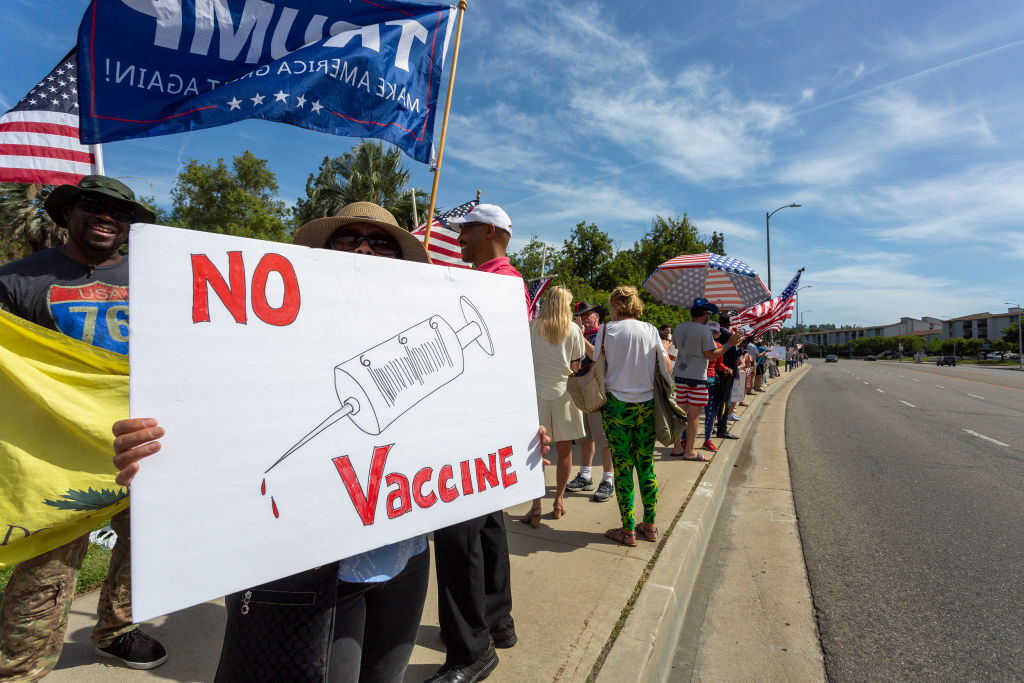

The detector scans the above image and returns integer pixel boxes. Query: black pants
[329,548,430,683]
[433,511,512,665]
[714,374,733,436]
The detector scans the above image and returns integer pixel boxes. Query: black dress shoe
[490,617,517,648]
[717,432,740,439]
[424,645,498,683]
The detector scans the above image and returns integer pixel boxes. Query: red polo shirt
[477,256,530,314]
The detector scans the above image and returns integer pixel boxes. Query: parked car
[864,355,877,361]
[985,352,1003,360]
[825,354,839,363]
[1006,352,1021,360]
[937,356,957,366]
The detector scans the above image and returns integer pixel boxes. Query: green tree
[0,183,64,260]
[561,221,615,290]
[631,214,707,281]
[509,235,561,281]
[708,230,726,255]
[1002,320,1021,344]
[169,151,289,242]
[293,142,427,230]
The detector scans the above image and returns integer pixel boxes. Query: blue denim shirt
[337,534,428,583]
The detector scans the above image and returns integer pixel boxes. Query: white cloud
[847,161,1024,248]
[781,92,994,186]
[692,216,761,243]
[455,2,787,185]
[799,88,815,103]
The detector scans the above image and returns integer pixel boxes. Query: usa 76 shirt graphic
[48,281,129,354]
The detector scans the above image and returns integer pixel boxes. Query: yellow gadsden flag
[0,308,129,568]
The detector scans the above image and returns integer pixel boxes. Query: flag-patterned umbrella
[642,253,771,310]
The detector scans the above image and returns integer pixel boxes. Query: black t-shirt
[0,247,129,354]
[716,329,740,372]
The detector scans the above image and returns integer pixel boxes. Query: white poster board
[127,225,544,621]
[767,345,786,360]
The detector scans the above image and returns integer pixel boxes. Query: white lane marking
[935,385,944,389]
[967,394,985,400]
[863,381,869,384]
[963,429,1009,447]
[876,389,885,393]
[900,400,916,408]
[912,378,921,382]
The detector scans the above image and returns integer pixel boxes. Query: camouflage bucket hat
[44,175,157,227]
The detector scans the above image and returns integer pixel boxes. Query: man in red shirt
[424,203,525,682]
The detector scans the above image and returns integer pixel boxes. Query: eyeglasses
[76,196,135,223]
[328,230,400,257]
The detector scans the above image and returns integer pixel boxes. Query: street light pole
[1006,302,1022,371]
[765,203,801,292]
[796,285,813,334]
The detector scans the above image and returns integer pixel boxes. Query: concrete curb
[599,366,810,682]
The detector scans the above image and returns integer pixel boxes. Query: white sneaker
[728,413,740,421]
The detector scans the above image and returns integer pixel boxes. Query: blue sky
[2,0,1022,327]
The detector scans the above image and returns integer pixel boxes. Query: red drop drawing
[271,497,279,518]
[261,478,266,496]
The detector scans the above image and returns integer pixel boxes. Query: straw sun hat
[292,201,428,263]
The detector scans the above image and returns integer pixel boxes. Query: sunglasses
[76,196,135,223]
[328,230,400,257]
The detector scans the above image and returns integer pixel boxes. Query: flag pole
[423,0,469,261]
[410,187,419,226]
[93,144,105,176]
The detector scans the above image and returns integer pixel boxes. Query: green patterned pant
[601,394,658,530]
[0,509,135,681]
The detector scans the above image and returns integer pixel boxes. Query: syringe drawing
[261,296,495,517]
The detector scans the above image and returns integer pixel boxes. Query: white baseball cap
[448,203,512,236]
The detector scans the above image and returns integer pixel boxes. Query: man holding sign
[0,176,167,678]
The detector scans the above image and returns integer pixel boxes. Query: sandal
[552,502,567,520]
[637,522,658,542]
[681,453,709,462]
[519,508,542,528]
[605,527,637,547]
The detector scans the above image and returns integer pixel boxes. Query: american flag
[411,199,478,268]
[526,277,553,320]
[0,50,98,185]
[731,269,803,339]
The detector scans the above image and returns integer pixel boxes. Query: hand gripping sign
[262,296,493,517]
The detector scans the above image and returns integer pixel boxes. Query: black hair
[690,306,712,318]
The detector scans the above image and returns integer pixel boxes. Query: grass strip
[0,543,113,603]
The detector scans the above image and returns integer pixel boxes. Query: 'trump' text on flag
[76,0,455,164]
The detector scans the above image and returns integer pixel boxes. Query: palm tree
[0,183,65,261]
[294,141,428,230]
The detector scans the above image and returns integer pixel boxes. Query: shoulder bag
[214,563,339,683]
[566,325,607,413]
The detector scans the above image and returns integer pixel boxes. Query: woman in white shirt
[592,286,672,547]
[525,286,586,526]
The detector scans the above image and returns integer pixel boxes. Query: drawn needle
[264,401,356,474]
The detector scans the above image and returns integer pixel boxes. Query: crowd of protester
[0,174,806,682]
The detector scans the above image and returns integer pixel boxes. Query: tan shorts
[537,391,586,443]
[581,409,607,449]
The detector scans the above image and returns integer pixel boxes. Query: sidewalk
[48,366,809,683]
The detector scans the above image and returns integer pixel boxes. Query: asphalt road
[786,360,1024,681]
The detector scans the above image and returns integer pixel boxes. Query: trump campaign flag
[0,50,99,185]
[76,0,455,164]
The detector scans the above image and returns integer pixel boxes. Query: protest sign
[127,225,543,621]
[76,0,454,163]
[768,345,786,360]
